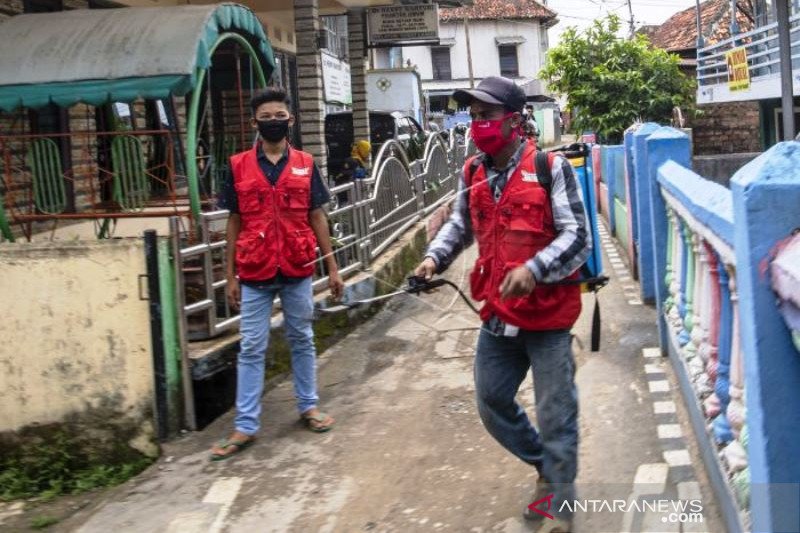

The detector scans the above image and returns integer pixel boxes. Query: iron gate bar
[169,216,197,431]
[144,229,170,441]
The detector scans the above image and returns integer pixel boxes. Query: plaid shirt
[426,140,592,283]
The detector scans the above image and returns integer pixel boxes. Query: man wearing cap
[414,76,591,532]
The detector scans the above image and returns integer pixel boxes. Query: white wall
[402,18,546,83]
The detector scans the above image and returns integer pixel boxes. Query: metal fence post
[200,215,215,339]
[415,167,426,215]
[144,230,169,441]
[169,216,197,431]
[354,179,372,268]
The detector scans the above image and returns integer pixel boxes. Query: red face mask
[470,113,518,156]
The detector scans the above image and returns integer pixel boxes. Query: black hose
[440,279,482,315]
[405,274,609,317]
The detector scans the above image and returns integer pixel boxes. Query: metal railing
[697,13,800,89]
[1,129,190,240]
[170,130,471,340]
[171,211,238,341]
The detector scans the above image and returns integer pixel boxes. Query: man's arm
[307,164,343,299]
[309,207,343,299]
[219,167,243,308]
[225,213,241,308]
[526,155,592,283]
[424,171,474,274]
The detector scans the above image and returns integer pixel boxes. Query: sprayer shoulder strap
[534,150,557,196]
[463,154,486,187]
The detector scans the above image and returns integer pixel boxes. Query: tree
[540,15,695,144]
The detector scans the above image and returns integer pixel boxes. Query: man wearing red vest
[210,87,344,460]
[415,77,591,532]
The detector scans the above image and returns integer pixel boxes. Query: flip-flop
[301,412,334,433]
[210,437,255,461]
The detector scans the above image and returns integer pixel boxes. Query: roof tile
[648,0,754,52]
[440,0,557,23]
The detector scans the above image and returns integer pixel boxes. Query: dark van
[324,111,428,177]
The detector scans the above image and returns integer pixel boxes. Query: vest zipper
[272,184,281,275]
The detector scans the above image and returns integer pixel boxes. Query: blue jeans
[474,325,578,517]
[235,277,318,435]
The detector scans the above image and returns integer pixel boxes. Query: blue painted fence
[630,126,800,533]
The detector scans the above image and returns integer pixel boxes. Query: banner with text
[367,5,439,46]
[726,47,750,92]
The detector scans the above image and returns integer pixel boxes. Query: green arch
[186,32,268,222]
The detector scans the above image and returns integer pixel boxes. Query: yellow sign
[726,47,750,92]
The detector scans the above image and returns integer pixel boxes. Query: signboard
[726,47,750,92]
[321,51,352,105]
[367,4,439,46]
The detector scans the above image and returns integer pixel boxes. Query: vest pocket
[235,233,263,271]
[237,189,261,214]
[507,207,544,235]
[285,187,310,210]
[286,228,318,267]
[469,257,491,302]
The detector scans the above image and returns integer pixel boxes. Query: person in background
[523,104,540,145]
[349,140,371,180]
[211,87,344,460]
[332,140,371,206]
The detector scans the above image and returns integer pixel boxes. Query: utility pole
[777,0,795,140]
[695,0,704,49]
[627,0,635,37]
[464,16,475,88]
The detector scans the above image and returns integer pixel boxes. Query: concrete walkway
[57,222,723,533]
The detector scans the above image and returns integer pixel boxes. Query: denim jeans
[235,277,318,436]
[474,325,578,517]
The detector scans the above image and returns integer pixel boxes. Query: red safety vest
[230,145,317,281]
[466,143,582,330]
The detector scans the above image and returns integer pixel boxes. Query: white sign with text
[367,4,439,45]
[321,51,352,105]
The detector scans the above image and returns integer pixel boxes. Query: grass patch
[0,432,153,502]
[30,516,60,529]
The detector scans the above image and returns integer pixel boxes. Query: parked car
[324,111,429,177]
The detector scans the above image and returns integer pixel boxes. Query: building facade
[646,0,762,155]
[692,0,800,147]
[379,0,556,113]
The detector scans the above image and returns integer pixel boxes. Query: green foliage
[30,516,60,529]
[0,432,152,502]
[540,15,695,143]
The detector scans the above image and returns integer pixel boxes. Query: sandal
[210,436,255,461]
[301,411,335,433]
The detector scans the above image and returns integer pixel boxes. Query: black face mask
[256,119,290,142]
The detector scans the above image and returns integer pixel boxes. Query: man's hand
[226,277,241,310]
[499,266,536,299]
[328,270,344,301]
[414,257,438,281]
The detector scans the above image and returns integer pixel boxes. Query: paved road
[58,223,722,533]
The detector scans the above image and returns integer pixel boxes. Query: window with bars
[320,15,349,59]
[431,46,452,80]
[498,45,519,78]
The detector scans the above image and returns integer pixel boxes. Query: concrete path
[57,223,723,533]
